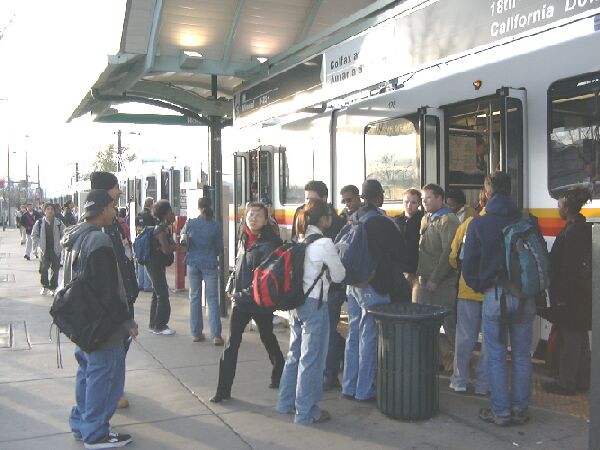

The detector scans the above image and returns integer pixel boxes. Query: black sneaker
[323,376,341,391]
[84,431,132,449]
[542,381,576,396]
[479,407,511,427]
[511,406,530,425]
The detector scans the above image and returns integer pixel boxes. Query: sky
[0,0,208,197]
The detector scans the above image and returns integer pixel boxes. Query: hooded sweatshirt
[462,194,530,293]
[61,222,135,350]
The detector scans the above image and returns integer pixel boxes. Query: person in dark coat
[543,187,592,396]
[395,188,423,301]
[210,202,285,403]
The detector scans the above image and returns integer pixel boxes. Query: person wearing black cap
[90,171,139,409]
[342,179,406,402]
[61,189,137,448]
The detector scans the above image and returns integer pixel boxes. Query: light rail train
[223,14,600,348]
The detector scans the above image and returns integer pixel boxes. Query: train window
[184,166,191,183]
[127,179,135,204]
[136,179,142,209]
[279,145,314,205]
[146,175,157,201]
[446,98,501,206]
[364,115,420,202]
[119,181,126,208]
[548,73,600,198]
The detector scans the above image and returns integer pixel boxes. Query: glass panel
[365,115,420,202]
[136,179,142,209]
[548,73,600,198]
[119,181,126,208]
[184,166,191,183]
[446,99,501,206]
[127,179,135,204]
[258,151,272,204]
[279,144,315,205]
[234,156,246,207]
[424,115,439,185]
[505,97,524,207]
[146,175,157,201]
[171,170,181,209]
[161,171,170,201]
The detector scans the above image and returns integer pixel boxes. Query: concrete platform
[0,228,589,449]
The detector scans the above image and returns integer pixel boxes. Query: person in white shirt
[277,199,345,425]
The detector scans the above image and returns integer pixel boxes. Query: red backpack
[252,234,326,311]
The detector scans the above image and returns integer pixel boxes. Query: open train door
[419,107,445,187]
[232,146,274,264]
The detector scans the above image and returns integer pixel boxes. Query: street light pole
[6,145,10,228]
[117,129,122,172]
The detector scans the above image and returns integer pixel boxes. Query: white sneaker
[155,327,175,336]
[40,287,48,296]
[449,381,467,393]
[47,290,55,296]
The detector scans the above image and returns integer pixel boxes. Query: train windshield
[548,72,600,198]
[364,115,420,202]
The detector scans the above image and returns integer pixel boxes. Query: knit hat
[90,171,118,191]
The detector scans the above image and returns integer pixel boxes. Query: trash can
[367,303,451,421]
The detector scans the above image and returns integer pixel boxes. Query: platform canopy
[69,0,402,126]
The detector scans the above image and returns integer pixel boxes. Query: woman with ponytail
[181,197,224,344]
[276,199,345,424]
[543,187,592,396]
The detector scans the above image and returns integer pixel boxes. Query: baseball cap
[82,189,114,219]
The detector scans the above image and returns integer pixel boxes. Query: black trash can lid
[367,303,451,321]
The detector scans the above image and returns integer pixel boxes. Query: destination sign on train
[234,0,600,125]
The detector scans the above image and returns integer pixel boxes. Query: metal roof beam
[223,0,246,67]
[128,80,232,117]
[148,79,235,97]
[243,0,404,87]
[296,0,323,43]
[144,0,165,72]
[151,55,253,78]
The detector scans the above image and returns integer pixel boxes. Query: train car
[225,11,600,347]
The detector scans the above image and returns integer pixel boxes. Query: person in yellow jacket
[448,207,489,395]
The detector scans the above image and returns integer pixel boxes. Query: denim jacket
[182,216,223,270]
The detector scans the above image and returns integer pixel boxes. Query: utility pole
[25,149,28,202]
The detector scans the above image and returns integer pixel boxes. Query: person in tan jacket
[417,184,460,351]
[448,201,489,395]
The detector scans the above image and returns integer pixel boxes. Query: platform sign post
[589,218,600,450]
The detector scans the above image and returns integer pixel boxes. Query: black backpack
[50,278,117,353]
[50,235,117,353]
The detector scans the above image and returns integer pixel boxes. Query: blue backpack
[133,226,155,266]
[334,209,380,286]
[502,214,549,298]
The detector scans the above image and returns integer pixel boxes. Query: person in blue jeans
[181,197,224,345]
[62,189,138,448]
[277,199,346,424]
[463,171,540,426]
[342,180,405,402]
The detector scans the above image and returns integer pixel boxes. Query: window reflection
[364,115,420,202]
[549,73,600,198]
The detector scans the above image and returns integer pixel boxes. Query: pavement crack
[135,339,254,450]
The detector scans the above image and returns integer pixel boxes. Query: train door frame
[441,87,527,209]
[419,107,445,187]
[232,146,275,254]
